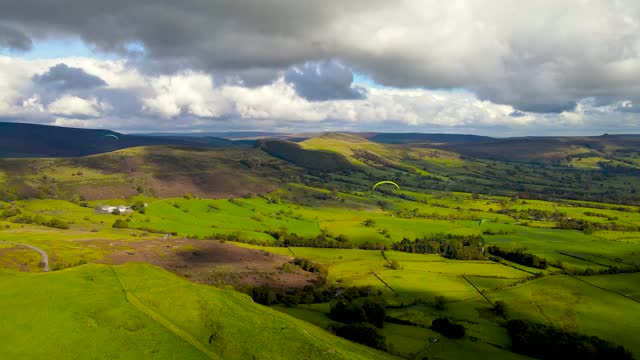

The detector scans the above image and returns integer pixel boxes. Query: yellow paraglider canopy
[372,181,400,191]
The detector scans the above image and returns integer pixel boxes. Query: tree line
[392,234,485,260]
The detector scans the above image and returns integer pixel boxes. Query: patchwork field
[1,134,640,359]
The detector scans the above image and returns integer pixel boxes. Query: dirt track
[0,242,49,272]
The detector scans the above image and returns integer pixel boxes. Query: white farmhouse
[96,205,132,214]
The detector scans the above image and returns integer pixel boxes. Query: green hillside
[0,263,397,360]
[0,146,300,200]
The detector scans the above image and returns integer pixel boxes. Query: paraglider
[104,134,120,141]
[372,181,400,191]
[478,219,486,226]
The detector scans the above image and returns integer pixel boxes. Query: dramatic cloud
[0,23,31,51]
[33,63,107,90]
[2,1,640,114]
[1,56,638,135]
[285,61,365,101]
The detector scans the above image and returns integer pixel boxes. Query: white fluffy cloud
[48,95,109,117]
[0,55,638,135]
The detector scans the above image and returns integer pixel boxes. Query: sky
[0,1,639,136]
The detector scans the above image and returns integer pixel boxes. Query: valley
[0,125,639,359]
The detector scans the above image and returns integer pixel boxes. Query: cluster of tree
[331,323,387,351]
[487,245,548,269]
[394,207,481,221]
[431,318,465,338]
[0,207,21,218]
[240,283,380,307]
[505,319,634,360]
[5,211,70,229]
[263,230,354,249]
[328,297,387,351]
[358,242,388,250]
[291,257,324,274]
[583,211,619,221]
[496,208,564,221]
[555,218,639,232]
[130,201,146,214]
[329,298,386,328]
[564,265,639,276]
[392,234,485,260]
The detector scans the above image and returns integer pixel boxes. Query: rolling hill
[0,122,242,158]
[0,262,397,359]
[0,145,302,200]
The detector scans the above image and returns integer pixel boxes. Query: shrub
[332,323,387,351]
[362,219,376,227]
[431,318,465,338]
[1,208,21,218]
[112,219,129,229]
[389,260,401,270]
[329,298,385,328]
[493,300,507,316]
[434,295,447,310]
[131,201,146,213]
[46,218,70,229]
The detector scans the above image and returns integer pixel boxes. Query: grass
[491,275,640,355]
[0,263,397,360]
[1,184,640,358]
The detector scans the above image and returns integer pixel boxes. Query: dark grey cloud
[513,102,577,114]
[2,1,640,114]
[509,110,526,118]
[33,64,107,90]
[285,61,365,101]
[0,23,32,51]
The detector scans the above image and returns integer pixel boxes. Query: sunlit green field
[2,184,640,359]
[0,263,396,360]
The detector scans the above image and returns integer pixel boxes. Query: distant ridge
[0,122,242,158]
[135,131,287,139]
[367,132,494,144]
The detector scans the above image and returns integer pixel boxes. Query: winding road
[0,242,49,272]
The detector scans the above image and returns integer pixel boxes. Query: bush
[431,318,465,338]
[362,219,376,227]
[112,219,129,229]
[434,295,447,310]
[389,260,401,270]
[332,323,387,351]
[131,201,146,213]
[46,218,70,229]
[329,298,385,328]
[493,300,507,316]
[0,208,21,218]
[292,257,323,273]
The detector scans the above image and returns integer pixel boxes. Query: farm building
[96,205,132,214]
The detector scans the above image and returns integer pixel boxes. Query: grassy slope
[491,275,640,356]
[0,145,299,200]
[0,263,397,360]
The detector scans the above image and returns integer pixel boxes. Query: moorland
[1,122,639,359]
